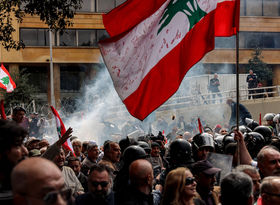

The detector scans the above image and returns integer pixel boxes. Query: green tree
[0,69,38,108]
[0,0,82,50]
[246,47,273,85]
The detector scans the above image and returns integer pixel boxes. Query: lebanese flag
[50,106,75,156]
[99,0,240,120]
[0,64,16,93]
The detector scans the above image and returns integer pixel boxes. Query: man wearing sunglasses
[12,157,72,205]
[259,176,280,205]
[76,164,114,205]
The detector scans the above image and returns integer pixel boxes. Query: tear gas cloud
[47,37,245,145]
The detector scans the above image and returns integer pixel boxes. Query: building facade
[1,0,280,109]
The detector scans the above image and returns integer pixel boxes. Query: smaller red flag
[259,113,262,125]
[198,118,203,133]
[0,100,7,120]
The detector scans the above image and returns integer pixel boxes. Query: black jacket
[75,192,115,205]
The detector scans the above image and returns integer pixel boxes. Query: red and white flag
[99,0,240,120]
[50,106,75,155]
[0,64,16,93]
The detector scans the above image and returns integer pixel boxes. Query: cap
[192,160,221,175]
[151,142,160,148]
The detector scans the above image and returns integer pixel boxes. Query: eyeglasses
[90,181,109,188]
[43,188,72,204]
[185,177,196,185]
[264,192,280,197]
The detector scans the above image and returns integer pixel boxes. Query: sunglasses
[185,177,196,185]
[91,181,109,188]
[43,188,72,204]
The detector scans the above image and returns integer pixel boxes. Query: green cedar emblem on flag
[1,76,10,86]
[158,0,207,34]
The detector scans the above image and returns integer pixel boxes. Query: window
[19,66,48,93]
[59,30,76,46]
[241,0,280,16]
[78,0,95,12]
[96,0,115,12]
[60,65,87,91]
[20,29,49,46]
[78,30,97,46]
[215,32,280,49]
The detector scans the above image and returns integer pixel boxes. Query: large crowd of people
[1,105,280,205]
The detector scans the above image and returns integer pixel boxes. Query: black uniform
[246,73,258,99]
[209,78,222,103]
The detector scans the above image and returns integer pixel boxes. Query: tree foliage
[0,69,38,108]
[246,47,273,85]
[0,0,82,50]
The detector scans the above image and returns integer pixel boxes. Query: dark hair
[0,120,28,153]
[89,164,113,178]
[220,172,253,205]
[68,157,80,163]
[12,107,26,115]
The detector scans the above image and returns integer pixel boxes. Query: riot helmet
[253,126,273,143]
[244,132,265,159]
[169,139,192,165]
[123,145,147,166]
[137,141,151,154]
[192,132,215,151]
[245,118,259,131]
[238,125,252,134]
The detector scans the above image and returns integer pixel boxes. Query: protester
[75,164,114,205]
[12,157,72,205]
[235,165,261,202]
[81,141,99,175]
[257,145,280,178]
[220,172,254,205]
[72,139,86,162]
[99,141,121,172]
[192,160,221,205]
[53,148,84,196]
[117,159,154,205]
[227,99,252,127]
[68,157,88,192]
[162,167,204,205]
[258,176,280,205]
[147,142,164,177]
[0,120,28,205]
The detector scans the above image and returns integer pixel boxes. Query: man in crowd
[220,172,254,205]
[117,159,154,205]
[235,165,261,202]
[75,164,114,205]
[99,141,121,172]
[258,176,280,205]
[68,157,88,192]
[208,73,222,104]
[193,160,221,205]
[147,142,164,177]
[257,145,280,178]
[227,99,252,127]
[12,157,71,205]
[81,141,99,175]
[53,148,84,196]
[72,139,85,162]
[247,69,258,99]
[0,120,28,205]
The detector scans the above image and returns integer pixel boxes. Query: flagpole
[236,30,240,165]
[49,29,55,107]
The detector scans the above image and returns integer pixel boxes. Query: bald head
[12,157,66,205]
[129,159,153,186]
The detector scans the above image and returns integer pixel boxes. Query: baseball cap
[192,160,221,175]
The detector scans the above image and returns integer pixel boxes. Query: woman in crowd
[161,167,203,205]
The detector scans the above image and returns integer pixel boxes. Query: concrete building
[1,0,280,110]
